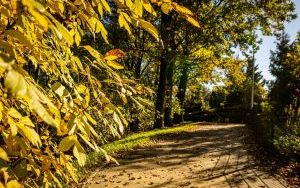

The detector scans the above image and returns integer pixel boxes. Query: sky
[255,0,300,81]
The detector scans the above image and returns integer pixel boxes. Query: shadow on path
[84,123,290,188]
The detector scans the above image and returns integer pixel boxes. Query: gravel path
[83,123,291,188]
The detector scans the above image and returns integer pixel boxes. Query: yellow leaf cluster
[0,0,199,186]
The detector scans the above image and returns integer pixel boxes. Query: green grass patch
[103,123,197,153]
[79,123,199,180]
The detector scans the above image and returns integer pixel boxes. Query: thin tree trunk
[154,56,168,129]
[177,65,189,106]
[154,13,172,129]
[164,60,175,126]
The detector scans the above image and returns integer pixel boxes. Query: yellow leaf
[142,0,157,16]
[29,9,49,30]
[6,180,21,188]
[125,0,134,9]
[161,3,173,14]
[138,19,159,40]
[66,163,78,183]
[107,61,124,69]
[27,88,58,128]
[17,124,42,147]
[84,87,90,107]
[83,45,103,60]
[78,133,95,150]
[0,147,9,161]
[134,0,143,17]
[119,13,132,34]
[185,15,200,28]
[73,142,86,166]
[0,101,3,121]
[122,12,132,23]
[104,49,126,61]
[19,116,35,127]
[0,41,14,57]
[120,93,128,104]
[7,108,22,119]
[76,84,87,94]
[74,31,81,46]
[172,3,194,16]
[58,2,64,13]
[4,70,27,97]
[97,3,103,17]
[84,112,97,125]
[100,0,111,13]
[7,117,18,136]
[118,13,126,27]
[113,112,124,134]
[58,135,77,152]
[5,30,33,48]
[51,82,69,97]
[47,13,73,45]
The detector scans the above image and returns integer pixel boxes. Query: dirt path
[83,123,291,188]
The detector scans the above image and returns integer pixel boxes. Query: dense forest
[0,0,298,187]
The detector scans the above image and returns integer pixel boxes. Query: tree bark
[177,65,189,106]
[164,60,175,126]
[154,13,172,129]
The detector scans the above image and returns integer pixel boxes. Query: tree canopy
[0,0,297,187]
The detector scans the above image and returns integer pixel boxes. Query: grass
[78,123,199,181]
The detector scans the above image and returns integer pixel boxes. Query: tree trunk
[134,57,142,79]
[154,56,168,129]
[154,13,172,129]
[164,60,175,126]
[177,65,189,106]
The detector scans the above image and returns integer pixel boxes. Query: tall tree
[269,32,300,124]
[153,0,296,128]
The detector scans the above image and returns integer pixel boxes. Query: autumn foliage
[0,0,200,187]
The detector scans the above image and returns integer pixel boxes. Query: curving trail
[84,123,290,188]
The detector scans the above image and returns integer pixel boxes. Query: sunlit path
[84,123,289,188]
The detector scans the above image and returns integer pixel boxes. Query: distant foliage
[268,32,300,155]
